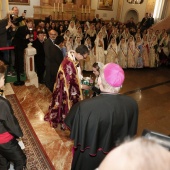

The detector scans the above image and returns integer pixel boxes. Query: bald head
[99,138,170,170]
[49,29,58,41]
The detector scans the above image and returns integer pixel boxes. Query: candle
[62,3,63,12]
[85,5,86,13]
[89,6,90,14]
[54,3,55,12]
[58,3,59,12]
[81,5,83,14]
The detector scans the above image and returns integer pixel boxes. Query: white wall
[90,0,147,22]
[120,0,147,23]
[9,0,40,18]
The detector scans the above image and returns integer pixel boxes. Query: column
[6,0,9,13]
[25,43,39,88]
[1,0,9,18]
[0,1,2,19]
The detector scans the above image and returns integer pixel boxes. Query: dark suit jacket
[44,38,63,76]
[44,38,63,91]
[0,19,8,47]
[32,38,45,70]
[149,17,154,27]
[13,25,30,50]
[140,17,150,30]
[92,18,101,24]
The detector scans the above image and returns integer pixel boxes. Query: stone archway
[124,9,139,24]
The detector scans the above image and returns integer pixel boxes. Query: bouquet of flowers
[81,76,94,97]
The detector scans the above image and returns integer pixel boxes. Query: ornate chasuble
[44,51,83,128]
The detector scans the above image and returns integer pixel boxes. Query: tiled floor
[121,67,170,136]
[4,66,170,169]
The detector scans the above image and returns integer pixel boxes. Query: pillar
[0,1,2,19]
[25,43,39,88]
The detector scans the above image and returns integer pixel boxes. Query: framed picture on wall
[9,0,30,5]
[98,0,113,10]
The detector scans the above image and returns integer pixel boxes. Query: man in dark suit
[92,14,101,24]
[63,20,69,32]
[44,29,64,92]
[32,31,45,84]
[13,18,33,74]
[126,17,137,36]
[11,6,26,27]
[148,13,154,27]
[140,13,150,33]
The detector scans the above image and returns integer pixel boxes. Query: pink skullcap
[104,63,125,87]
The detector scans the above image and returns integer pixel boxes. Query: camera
[10,14,18,25]
[29,28,33,37]
[10,14,15,21]
[29,28,34,41]
[10,14,20,26]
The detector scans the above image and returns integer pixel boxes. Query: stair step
[152,15,170,31]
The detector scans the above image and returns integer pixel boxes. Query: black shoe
[7,71,16,77]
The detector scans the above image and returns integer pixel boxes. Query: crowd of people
[1,10,169,79]
[33,12,169,71]
[0,6,170,170]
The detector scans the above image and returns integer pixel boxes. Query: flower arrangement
[81,77,94,97]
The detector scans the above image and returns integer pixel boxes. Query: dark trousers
[14,47,24,74]
[0,51,9,65]
[45,69,57,92]
[0,139,27,170]
[35,64,45,84]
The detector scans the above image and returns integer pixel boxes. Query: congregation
[33,12,170,71]
[0,5,170,170]
[1,8,170,84]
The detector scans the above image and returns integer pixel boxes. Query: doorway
[124,9,139,24]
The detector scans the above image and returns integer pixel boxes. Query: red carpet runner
[6,94,55,170]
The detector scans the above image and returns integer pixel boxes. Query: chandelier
[127,0,143,4]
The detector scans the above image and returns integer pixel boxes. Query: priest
[64,63,139,170]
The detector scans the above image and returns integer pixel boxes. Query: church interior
[0,0,170,169]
